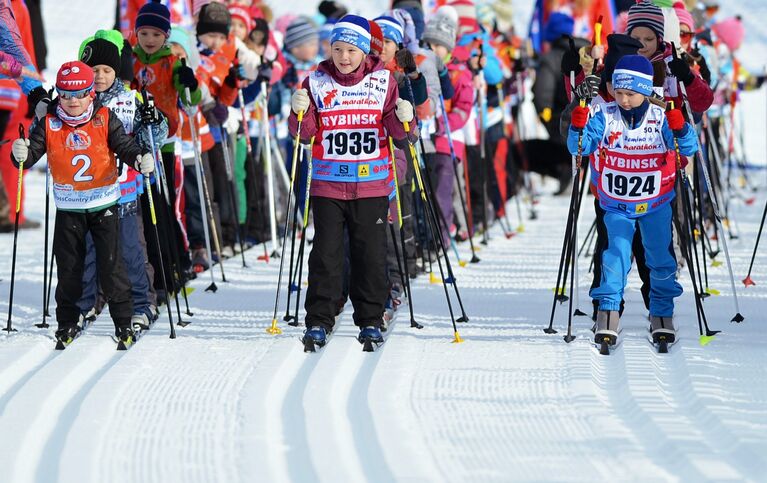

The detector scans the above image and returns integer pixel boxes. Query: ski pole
[4,124,26,333]
[405,121,464,342]
[220,128,248,267]
[389,137,423,329]
[38,165,52,328]
[742,197,767,287]
[144,170,176,339]
[283,142,306,323]
[674,53,743,322]
[142,89,190,327]
[268,109,304,335]
[184,85,219,292]
[289,141,314,327]
[261,82,279,257]
[438,94,480,263]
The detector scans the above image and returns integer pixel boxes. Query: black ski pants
[54,206,133,330]
[305,196,389,331]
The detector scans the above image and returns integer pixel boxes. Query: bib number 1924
[602,168,658,200]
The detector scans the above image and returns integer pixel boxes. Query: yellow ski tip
[183,286,196,296]
[516,225,525,233]
[551,287,566,295]
[452,331,464,343]
[705,287,721,296]
[266,319,283,335]
[458,260,467,267]
[711,260,723,267]
[430,273,442,284]
[699,334,716,346]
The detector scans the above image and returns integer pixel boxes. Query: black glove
[690,49,711,85]
[26,85,52,119]
[176,64,199,91]
[574,75,600,101]
[138,99,163,125]
[395,48,417,75]
[560,46,582,77]
[512,57,525,74]
[224,65,243,88]
[256,60,273,84]
[668,55,694,85]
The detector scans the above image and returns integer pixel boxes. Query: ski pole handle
[594,16,603,46]
[15,124,26,212]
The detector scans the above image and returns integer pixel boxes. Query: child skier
[11,61,154,347]
[77,29,168,329]
[288,15,417,348]
[567,55,698,348]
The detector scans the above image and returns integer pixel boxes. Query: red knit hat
[447,0,479,37]
[369,20,384,56]
[56,61,94,93]
[229,6,254,32]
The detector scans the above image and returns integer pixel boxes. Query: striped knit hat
[135,0,171,37]
[331,15,371,54]
[284,17,319,50]
[627,0,665,40]
[374,15,404,45]
[612,55,654,96]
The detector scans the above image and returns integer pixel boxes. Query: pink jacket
[434,61,474,159]
[288,57,418,200]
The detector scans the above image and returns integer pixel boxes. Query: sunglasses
[680,31,695,39]
[57,88,92,100]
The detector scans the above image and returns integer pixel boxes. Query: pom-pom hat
[330,14,371,54]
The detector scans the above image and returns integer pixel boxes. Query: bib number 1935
[322,130,379,159]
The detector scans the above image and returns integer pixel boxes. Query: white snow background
[0,1,764,482]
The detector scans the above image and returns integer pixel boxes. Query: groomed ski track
[2,129,767,481]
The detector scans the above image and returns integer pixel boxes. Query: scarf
[97,79,126,107]
[56,102,94,127]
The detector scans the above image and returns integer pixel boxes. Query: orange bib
[45,107,121,210]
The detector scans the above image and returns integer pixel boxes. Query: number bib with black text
[309,69,390,184]
[595,103,675,217]
[45,107,120,210]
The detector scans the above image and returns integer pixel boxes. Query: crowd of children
[1,0,760,350]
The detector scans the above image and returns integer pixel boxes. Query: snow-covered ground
[0,1,764,482]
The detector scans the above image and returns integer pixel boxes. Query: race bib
[321,129,380,160]
[600,167,660,201]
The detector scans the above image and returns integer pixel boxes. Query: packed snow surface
[0,1,764,481]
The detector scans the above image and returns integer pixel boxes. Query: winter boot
[55,325,82,348]
[650,316,676,344]
[115,326,135,350]
[303,326,327,347]
[132,313,151,331]
[192,248,210,273]
[358,325,384,344]
[594,310,620,345]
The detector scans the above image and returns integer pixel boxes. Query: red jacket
[288,56,417,200]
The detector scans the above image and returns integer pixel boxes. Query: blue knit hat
[135,0,171,37]
[543,12,574,42]
[374,15,404,45]
[331,14,371,54]
[612,55,654,96]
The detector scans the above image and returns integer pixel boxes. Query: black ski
[54,318,95,350]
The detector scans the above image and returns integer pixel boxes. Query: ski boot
[595,310,620,355]
[650,316,676,353]
[132,313,152,331]
[192,248,210,273]
[302,326,327,352]
[358,326,384,352]
[116,326,135,350]
[55,325,82,350]
[382,298,394,331]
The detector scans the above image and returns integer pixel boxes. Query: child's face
[430,43,450,64]
[92,65,116,93]
[230,18,249,42]
[630,26,658,59]
[137,28,166,55]
[291,39,319,62]
[614,88,645,110]
[198,32,228,51]
[59,92,93,117]
[381,39,398,64]
[331,41,365,74]
[170,43,187,60]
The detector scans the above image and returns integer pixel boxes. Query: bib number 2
[71,154,93,182]
[602,168,659,201]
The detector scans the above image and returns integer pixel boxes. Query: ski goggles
[56,87,93,100]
